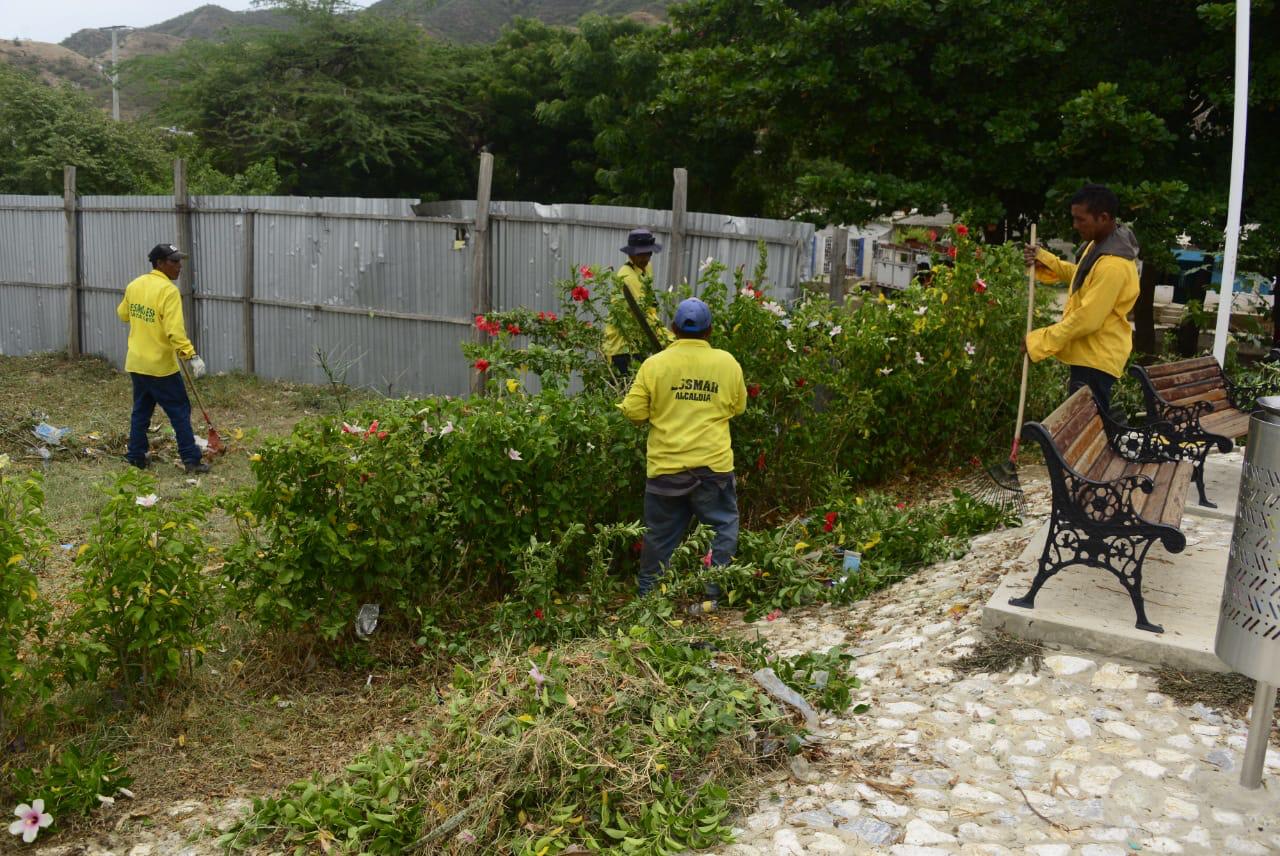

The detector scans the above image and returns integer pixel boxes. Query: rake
[179,359,225,456]
[960,224,1038,518]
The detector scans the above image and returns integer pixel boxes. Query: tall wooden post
[470,152,494,395]
[242,211,256,375]
[64,166,81,358]
[829,227,848,304]
[174,158,197,349]
[669,167,688,290]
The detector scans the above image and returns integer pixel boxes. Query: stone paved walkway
[714,475,1279,856]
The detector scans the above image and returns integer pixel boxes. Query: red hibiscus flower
[631,540,644,555]
[896,502,906,510]
[365,420,379,437]
[747,383,761,398]
[766,609,782,622]
[947,246,958,259]
[823,511,838,532]
[579,265,594,280]
[474,358,490,372]
[756,452,766,472]
[533,608,544,620]
[795,378,807,388]
[955,224,969,237]
[571,286,590,302]
[973,278,988,294]
[547,312,558,322]
[928,229,938,242]
[506,323,521,335]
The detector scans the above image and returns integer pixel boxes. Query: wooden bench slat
[1202,409,1251,439]
[1161,378,1229,404]
[1141,462,1180,526]
[1155,461,1194,528]
[1085,446,1127,482]
[1072,428,1111,476]
[1042,387,1096,452]
[1145,356,1217,379]
[1152,365,1221,391]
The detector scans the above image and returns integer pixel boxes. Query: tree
[133,0,482,198]
[0,65,274,196]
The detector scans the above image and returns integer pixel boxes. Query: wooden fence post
[829,226,848,304]
[64,166,81,358]
[470,152,494,395]
[669,168,688,290]
[173,158,197,350]
[242,210,256,375]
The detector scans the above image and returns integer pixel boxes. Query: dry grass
[1154,666,1280,744]
[953,631,1045,676]
[0,352,394,834]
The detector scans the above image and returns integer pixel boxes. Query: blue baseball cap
[674,298,712,333]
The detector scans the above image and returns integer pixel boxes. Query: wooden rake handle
[1011,223,1037,462]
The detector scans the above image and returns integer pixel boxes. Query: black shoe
[125,457,148,470]
[184,461,211,474]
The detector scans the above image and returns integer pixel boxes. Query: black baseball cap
[148,243,189,263]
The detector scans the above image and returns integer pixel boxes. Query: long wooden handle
[1011,223,1037,461]
[620,281,664,353]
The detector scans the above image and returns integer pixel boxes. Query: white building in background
[814,210,955,291]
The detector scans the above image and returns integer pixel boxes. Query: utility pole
[104,26,130,121]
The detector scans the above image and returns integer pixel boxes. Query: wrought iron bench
[1009,386,1193,634]
[1128,356,1269,508]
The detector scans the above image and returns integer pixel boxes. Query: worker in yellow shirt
[603,228,673,375]
[1023,183,1140,416]
[116,243,210,474]
[619,298,747,614]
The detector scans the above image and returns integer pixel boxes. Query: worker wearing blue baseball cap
[618,297,747,614]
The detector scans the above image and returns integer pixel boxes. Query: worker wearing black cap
[116,243,210,473]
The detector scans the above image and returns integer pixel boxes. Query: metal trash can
[1215,395,1280,788]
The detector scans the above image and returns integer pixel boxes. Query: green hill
[369,0,668,43]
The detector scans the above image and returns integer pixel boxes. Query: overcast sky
[6,1,375,44]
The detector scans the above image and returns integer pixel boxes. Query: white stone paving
[713,505,1280,856]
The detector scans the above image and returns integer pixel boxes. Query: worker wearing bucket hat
[619,298,747,615]
[603,228,673,375]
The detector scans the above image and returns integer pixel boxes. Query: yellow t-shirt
[602,262,673,357]
[618,339,747,477]
[116,269,195,376]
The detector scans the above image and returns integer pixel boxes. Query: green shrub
[63,470,215,697]
[0,467,54,747]
[9,743,132,822]
[226,393,646,640]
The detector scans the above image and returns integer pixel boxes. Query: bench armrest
[1070,472,1155,526]
[1225,374,1277,412]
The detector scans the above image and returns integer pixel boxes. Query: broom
[960,224,1038,517]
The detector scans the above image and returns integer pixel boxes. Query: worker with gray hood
[1023,183,1141,415]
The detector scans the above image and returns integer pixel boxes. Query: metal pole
[1211,0,1251,366]
[173,158,197,350]
[1240,680,1276,789]
[111,28,119,121]
[63,166,80,358]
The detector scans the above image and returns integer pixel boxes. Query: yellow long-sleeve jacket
[618,339,747,477]
[1025,225,1140,379]
[602,263,674,357]
[116,269,195,376]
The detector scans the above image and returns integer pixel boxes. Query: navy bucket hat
[620,228,663,256]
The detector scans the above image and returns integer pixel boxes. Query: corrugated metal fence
[0,188,813,396]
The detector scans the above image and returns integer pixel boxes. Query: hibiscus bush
[61,470,215,698]
[467,227,1064,522]
[0,468,54,749]
[225,392,646,640]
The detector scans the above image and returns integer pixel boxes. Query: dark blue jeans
[1068,365,1117,418]
[638,476,739,600]
[128,372,200,465]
